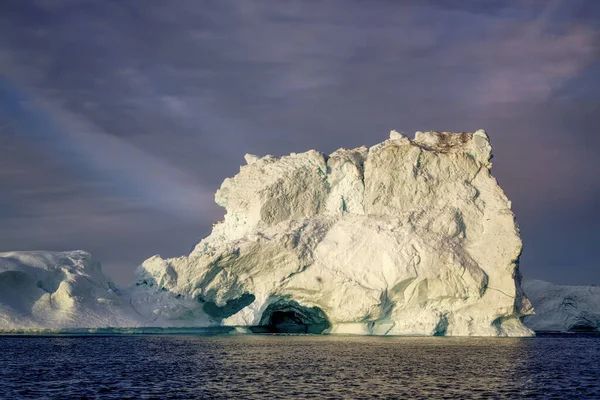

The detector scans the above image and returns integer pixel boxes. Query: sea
[0,332,599,399]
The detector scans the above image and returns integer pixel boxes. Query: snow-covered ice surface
[135,130,533,336]
[0,130,534,336]
[0,251,214,331]
[0,251,142,330]
[523,279,600,332]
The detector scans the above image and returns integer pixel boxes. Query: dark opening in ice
[252,300,330,334]
[568,324,597,332]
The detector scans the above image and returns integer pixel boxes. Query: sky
[0,0,599,285]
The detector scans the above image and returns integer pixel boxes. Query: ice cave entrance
[252,300,331,334]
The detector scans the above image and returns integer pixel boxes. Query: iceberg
[0,130,534,336]
[0,251,141,330]
[0,250,214,331]
[523,279,600,332]
[135,130,533,336]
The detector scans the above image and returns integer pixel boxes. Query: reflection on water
[0,334,599,398]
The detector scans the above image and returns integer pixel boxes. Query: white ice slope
[0,250,213,331]
[136,130,534,336]
[0,251,141,330]
[523,279,600,332]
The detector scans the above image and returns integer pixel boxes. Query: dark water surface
[1,333,599,399]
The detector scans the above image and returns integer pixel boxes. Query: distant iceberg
[523,279,600,332]
[0,130,534,336]
[0,251,140,330]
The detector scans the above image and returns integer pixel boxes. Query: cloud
[1,79,216,220]
[0,0,599,284]
[462,20,597,105]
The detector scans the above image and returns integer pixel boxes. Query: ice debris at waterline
[523,279,600,332]
[0,130,534,336]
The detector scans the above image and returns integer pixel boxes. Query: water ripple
[0,334,599,399]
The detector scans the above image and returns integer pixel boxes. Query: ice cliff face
[0,251,141,330]
[523,279,600,332]
[136,130,534,336]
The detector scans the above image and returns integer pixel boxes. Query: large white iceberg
[0,130,534,336]
[523,279,600,332]
[135,130,533,336]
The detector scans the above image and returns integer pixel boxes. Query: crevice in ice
[280,264,310,285]
[201,293,256,320]
[413,149,422,177]
[433,314,449,336]
[486,286,516,299]
[567,314,598,332]
[568,322,597,332]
